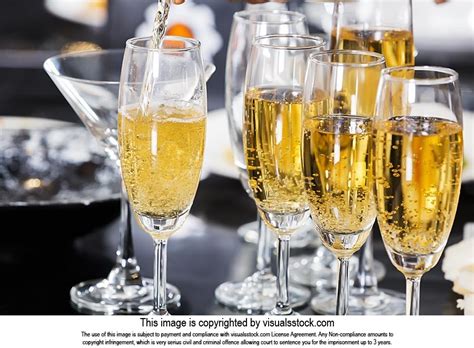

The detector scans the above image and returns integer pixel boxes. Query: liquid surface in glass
[331,27,415,67]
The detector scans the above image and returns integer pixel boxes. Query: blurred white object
[413,0,474,55]
[465,223,474,240]
[442,224,474,315]
[135,0,222,63]
[246,2,288,10]
[462,110,474,182]
[45,0,107,27]
[462,292,474,315]
[204,109,239,179]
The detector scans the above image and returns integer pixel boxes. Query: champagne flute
[119,36,207,315]
[302,50,385,315]
[374,66,463,315]
[244,34,326,315]
[216,10,310,312]
[331,0,414,67]
[309,0,415,314]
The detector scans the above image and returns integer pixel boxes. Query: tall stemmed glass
[374,66,463,315]
[296,0,414,311]
[302,50,385,315]
[244,34,326,315]
[216,10,310,312]
[119,36,207,316]
[44,50,180,314]
[331,0,414,67]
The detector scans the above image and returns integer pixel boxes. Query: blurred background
[0,0,472,119]
[0,0,472,315]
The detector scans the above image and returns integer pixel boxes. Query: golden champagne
[374,117,463,276]
[331,27,415,67]
[302,116,375,258]
[244,87,307,235]
[119,105,205,238]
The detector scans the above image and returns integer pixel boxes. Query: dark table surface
[0,169,472,315]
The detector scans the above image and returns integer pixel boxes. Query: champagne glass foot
[289,254,356,289]
[70,278,180,314]
[215,273,310,313]
[310,288,404,315]
[268,307,300,316]
[289,255,386,289]
[151,309,171,316]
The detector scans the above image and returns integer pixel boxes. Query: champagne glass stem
[153,239,169,315]
[107,183,143,286]
[336,257,350,315]
[405,276,421,315]
[119,184,134,260]
[353,233,378,290]
[272,236,292,315]
[256,214,272,275]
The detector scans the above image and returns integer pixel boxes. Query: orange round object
[167,23,194,38]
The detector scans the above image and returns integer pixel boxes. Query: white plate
[462,110,474,182]
[0,116,70,130]
[204,108,239,179]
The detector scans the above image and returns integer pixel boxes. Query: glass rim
[253,34,326,51]
[309,50,386,68]
[43,48,124,86]
[305,114,373,120]
[126,35,201,53]
[381,66,459,85]
[233,9,306,25]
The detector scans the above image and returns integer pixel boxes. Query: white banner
[0,315,472,347]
